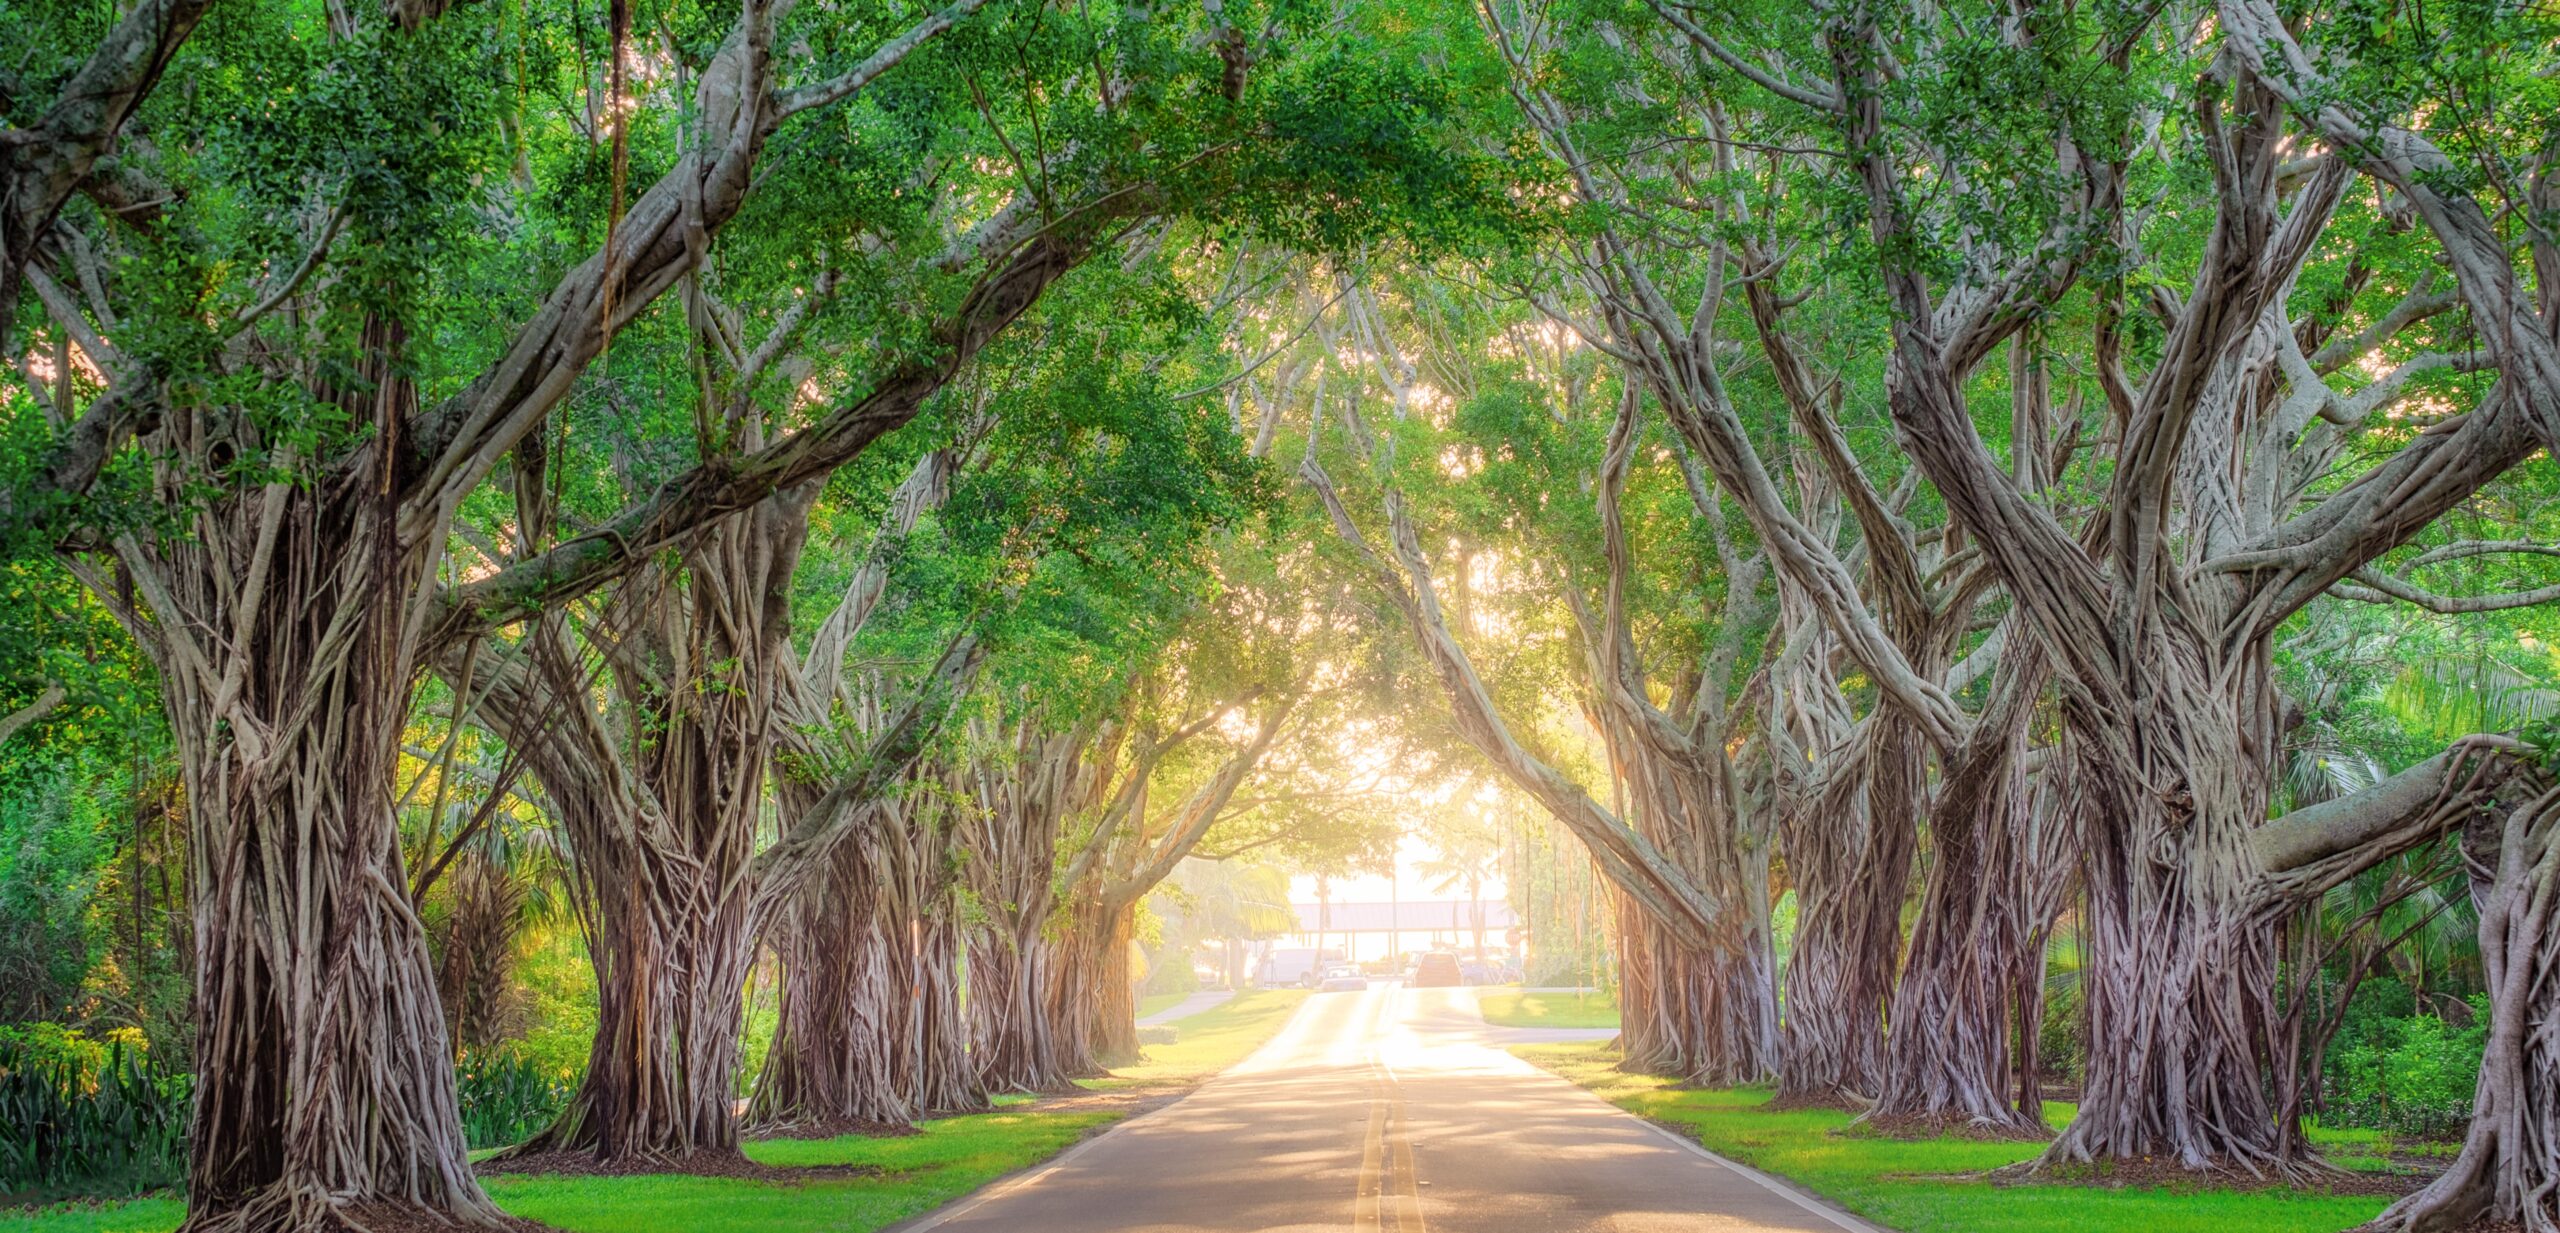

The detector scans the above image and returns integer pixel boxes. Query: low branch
[2250,737,2544,906]
[0,683,67,746]
[2334,567,2560,615]
[431,220,1124,647]
[775,0,991,118]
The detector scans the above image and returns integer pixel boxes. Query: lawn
[1095,989,1307,1087]
[0,993,1310,1233]
[1478,989,1619,1030]
[1515,1041,2397,1233]
[1137,991,1190,1020]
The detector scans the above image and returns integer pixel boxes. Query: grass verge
[1093,989,1308,1088]
[1478,989,1619,1030]
[0,992,1311,1233]
[1515,1041,2395,1233]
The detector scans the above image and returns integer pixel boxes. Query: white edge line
[1629,1117,1891,1233]
[886,1095,1189,1233]
[892,993,1329,1232]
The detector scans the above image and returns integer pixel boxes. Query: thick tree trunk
[121,346,506,1231]
[1774,727,1916,1109]
[498,504,805,1167]
[2361,790,2560,1233]
[178,668,502,1231]
[1077,900,1143,1069]
[751,820,985,1131]
[1614,897,1777,1086]
[969,928,1083,1094]
[511,846,756,1164]
[751,866,906,1130]
[2036,652,2301,1174]
[1870,657,2068,1137]
[1873,767,2072,1135]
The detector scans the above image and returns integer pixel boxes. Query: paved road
[901,983,1876,1233]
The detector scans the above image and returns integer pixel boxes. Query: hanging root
[2357,787,2560,1233]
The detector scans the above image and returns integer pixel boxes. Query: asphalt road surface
[899,984,1877,1233]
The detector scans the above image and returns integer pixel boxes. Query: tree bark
[127,356,508,1230]
[1771,723,1918,1110]
[968,926,1085,1094]
[492,496,811,1167]
[2360,787,2560,1233]
[1074,900,1143,1069]
[1615,897,1777,1085]
[750,818,984,1131]
[1869,649,2070,1137]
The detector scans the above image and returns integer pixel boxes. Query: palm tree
[1158,860,1296,988]
[1418,835,1500,962]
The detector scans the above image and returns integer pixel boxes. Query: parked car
[1412,952,1463,988]
[1459,959,1503,986]
[1318,964,1369,992]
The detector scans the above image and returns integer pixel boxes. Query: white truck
[1253,947,1345,989]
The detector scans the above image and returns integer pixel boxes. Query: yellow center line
[1389,1068,1426,1233]
[1354,993,1428,1233]
[1353,1057,1388,1232]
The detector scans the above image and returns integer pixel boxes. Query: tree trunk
[1773,726,1917,1110]
[506,812,756,1164]
[498,502,806,1166]
[1077,899,1142,1068]
[750,854,907,1130]
[121,344,506,1231]
[968,927,1082,1094]
[2361,789,2560,1233]
[752,760,988,1132]
[177,659,502,1230]
[2036,650,2300,1174]
[1870,784,2046,1134]
[1614,896,1777,1086]
[1870,653,2069,1137]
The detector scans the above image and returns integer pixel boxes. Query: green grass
[0,1113,1111,1233]
[488,1110,1117,1233]
[1094,989,1308,1087]
[1137,991,1190,1020]
[0,1201,186,1233]
[1515,1041,2393,1233]
[1478,990,1619,1029]
[1,991,1314,1233]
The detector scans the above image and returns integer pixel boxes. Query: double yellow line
[1353,1051,1425,1233]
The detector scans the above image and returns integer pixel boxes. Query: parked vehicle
[1412,952,1463,988]
[1318,965,1370,992]
[1255,947,1345,989]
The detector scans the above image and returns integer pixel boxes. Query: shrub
[454,1047,579,1149]
[2323,996,2487,1140]
[0,1025,580,1192]
[0,760,115,1024]
[0,1028,188,1197]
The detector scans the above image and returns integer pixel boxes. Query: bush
[0,760,115,1024]
[455,1047,579,1149]
[0,1027,188,1198]
[2323,996,2487,1140]
[0,1024,580,1193]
